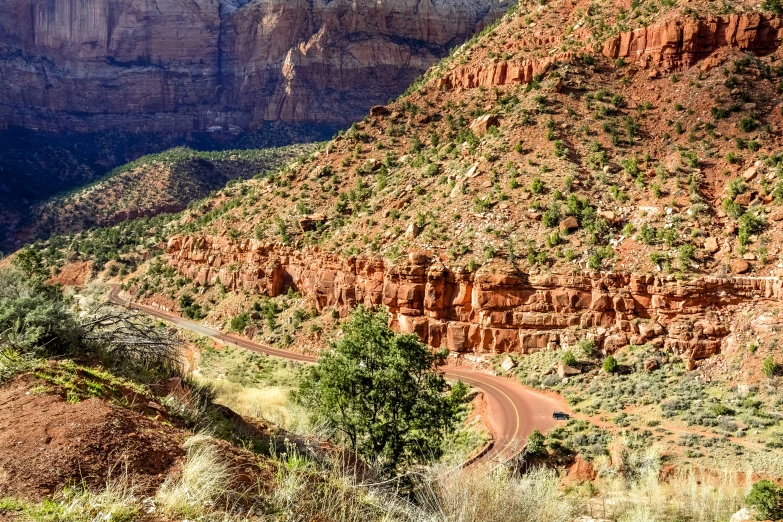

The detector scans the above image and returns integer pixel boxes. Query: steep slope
[13,144,315,247]
[35,1,783,366]
[0,0,509,252]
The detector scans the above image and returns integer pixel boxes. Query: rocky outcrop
[0,0,507,134]
[437,53,572,91]
[602,13,783,70]
[164,235,783,360]
[435,14,782,92]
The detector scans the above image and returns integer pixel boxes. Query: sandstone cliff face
[602,13,783,69]
[436,14,782,91]
[164,235,782,362]
[0,0,507,133]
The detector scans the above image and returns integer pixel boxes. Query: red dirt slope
[0,374,185,499]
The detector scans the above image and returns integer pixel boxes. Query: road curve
[107,284,563,464]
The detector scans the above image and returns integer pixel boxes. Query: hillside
[25,0,783,492]
[0,0,511,252]
[0,122,329,253]
[14,144,315,247]
[110,0,783,341]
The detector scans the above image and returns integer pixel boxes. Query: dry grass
[205,377,317,436]
[155,434,243,518]
[575,442,749,522]
[415,465,576,522]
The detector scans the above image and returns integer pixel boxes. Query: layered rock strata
[0,0,507,133]
[165,235,783,360]
[602,13,783,69]
[437,14,782,91]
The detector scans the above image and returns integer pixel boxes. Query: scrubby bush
[762,355,779,378]
[579,339,597,358]
[603,355,618,374]
[746,480,783,520]
[526,429,548,457]
[561,351,577,366]
[229,313,250,334]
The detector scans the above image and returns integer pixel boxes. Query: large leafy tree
[298,306,464,470]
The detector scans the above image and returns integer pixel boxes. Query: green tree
[746,480,783,520]
[297,306,461,470]
[229,313,250,334]
[603,355,618,374]
[526,429,547,457]
[0,267,80,356]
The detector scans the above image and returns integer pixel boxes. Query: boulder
[559,216,579,232]
[599,210,617,223]
[734,192,752,206]
[370,105,391,117]
[408,251,431,265]
[704,237,719,254]
[557,362,582,379]
[730,259,750,274]
[603,333,628,353]
[298,213,327,232]
[406,223,422,239]
[469,114,500,134]
[501,355,518,372]
[741,166,758,181]
[643,358,660,372]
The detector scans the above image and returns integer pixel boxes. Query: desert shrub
[603,355,618,374]
[561,351,577,366]
[579,339,597,358]
[229,313,250,334]
[746,480,783,520]
[762,355,779,377]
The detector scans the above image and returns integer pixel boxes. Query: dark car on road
[552,411,570,420]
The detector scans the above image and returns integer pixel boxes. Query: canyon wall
[0,0,507,134]
[602,13,783,69]
[437,13,782,91]
[164,235,783,361]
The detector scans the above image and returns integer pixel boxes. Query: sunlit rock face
[0,0,507,134]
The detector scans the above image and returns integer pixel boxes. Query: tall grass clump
[577,442,749,521]
[415,465,576,522]
[155,434,239,518]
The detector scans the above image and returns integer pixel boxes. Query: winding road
[107,284,563,464]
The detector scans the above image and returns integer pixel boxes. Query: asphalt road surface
[108,284,563,464]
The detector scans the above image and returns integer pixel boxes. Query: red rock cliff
[164,235,783,361]
[602,13,783,69]
[0,0,508,133]
[436,14,782,91]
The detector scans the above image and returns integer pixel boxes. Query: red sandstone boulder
[730,259,750,274]
[603,333,628,353]
[370,105,390,117]
[559,216,579,232]
[469,114,499,134]
[298,214,327,232]
[557,362,581,379]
